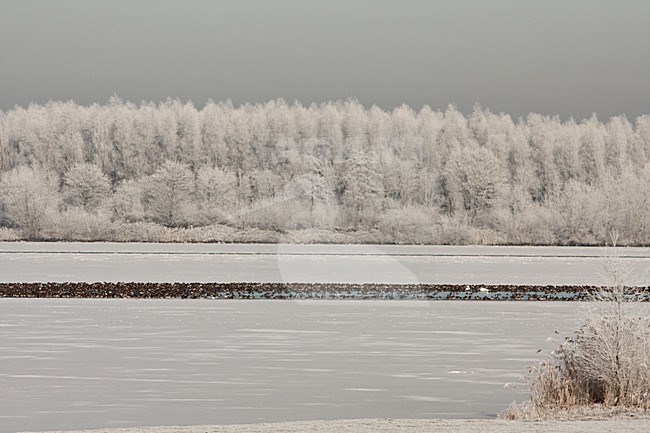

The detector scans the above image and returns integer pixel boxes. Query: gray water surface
[1,243,648,285]
[0,299,599,433]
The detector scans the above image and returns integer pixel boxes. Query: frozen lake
[0,299,604,433]
[1,243,649,285]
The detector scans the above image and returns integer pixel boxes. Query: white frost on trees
[0,99,648,244]
[341,149,384,228]
[442,147,507,220]
[63,163,111,211]
[144,160,195,227]
[195,165,236,224]
[0,166,60,238]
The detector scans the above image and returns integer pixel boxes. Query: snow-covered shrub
[378,206,434,244]
[506,249,650,419]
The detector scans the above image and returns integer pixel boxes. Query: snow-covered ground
[0,299,621,433]
[15,418,650,433]
[1,243,649,284]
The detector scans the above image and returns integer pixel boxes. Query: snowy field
[1,243,649,285]
[0,299,610,433]
[17,418,650,433]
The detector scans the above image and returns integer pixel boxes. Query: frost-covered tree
[553,124,581,184]
[195,165,237,223]
[469,104,490,147]
[316,102,344,166]
[109,179,145,223]
[144,160,194,227]
[604,116,632,175]
[442,147,507,219]
[0,166,60,238]
[555,180,598,244]
[340,149,384,228]
[341,99,368,152]
[527,113,560,202]
[106,96,137,181]
[245,169,283,203]
[0,112,12,172]
[578,116,606,185]
[63,163,111,211]
[597,168,650,245]
[176,101,202,167]
[635,115,650,165]
[380,151,418,206]
[292,157,333,212]
[437,105,471,165]
[0,98,648,244]
[200,101,228,166]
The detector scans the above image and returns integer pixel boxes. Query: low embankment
[2,282,648,300]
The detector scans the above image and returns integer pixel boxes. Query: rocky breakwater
[2,282,648,300]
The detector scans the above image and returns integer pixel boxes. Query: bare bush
[53,208,115,241]
[378,206,434,244]
[433,215,474,245]
[239,198,302,232]
[0,227,20,241]
[506,243,650,420]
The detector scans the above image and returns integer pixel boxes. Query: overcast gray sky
[1,0,648,119]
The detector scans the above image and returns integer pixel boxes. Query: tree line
[0,97,648,245]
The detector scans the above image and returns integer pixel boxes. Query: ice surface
[1,299,635,432]
[0,243,648,285]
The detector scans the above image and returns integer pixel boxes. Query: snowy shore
[17,418,650,433]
